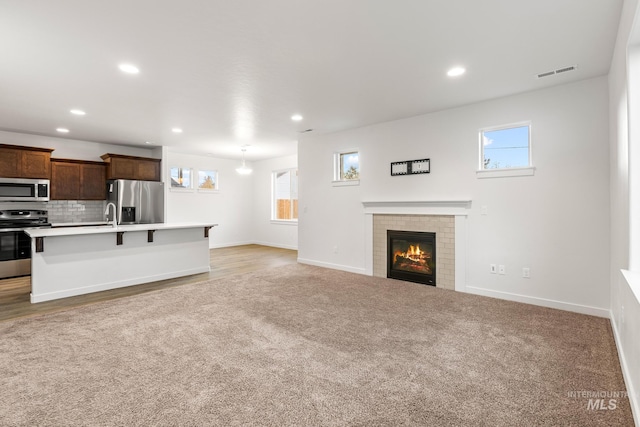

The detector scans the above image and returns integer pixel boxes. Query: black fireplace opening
[387,230,436,286]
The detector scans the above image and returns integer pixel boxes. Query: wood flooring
[0,244,297,323]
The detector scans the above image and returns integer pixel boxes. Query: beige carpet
[0,264,633,426]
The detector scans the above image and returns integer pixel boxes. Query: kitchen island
[25,223,217,303]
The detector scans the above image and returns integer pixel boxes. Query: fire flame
[392,242,432,275]
[407,244,421,258]
[394,244,430,264]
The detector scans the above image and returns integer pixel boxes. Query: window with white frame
[333,150,360,182]
[272,169,298,221]
[479,122,532,174]
[197,170,218,191]
[170,167,192,189]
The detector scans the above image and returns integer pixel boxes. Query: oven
[0,210,50,279]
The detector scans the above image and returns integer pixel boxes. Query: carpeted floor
[0,264,633,426]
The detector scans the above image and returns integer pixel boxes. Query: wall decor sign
[390,158,430,176]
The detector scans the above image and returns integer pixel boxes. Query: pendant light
[236,147,252,175]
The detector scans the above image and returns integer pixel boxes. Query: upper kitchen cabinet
[100,153,161,181]
[0,144,53,179]
[51,159,106,200]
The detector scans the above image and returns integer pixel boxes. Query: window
[478,122,533,178]
[170,167,192,189]
[333,150,360,185]
[272,169,298,222]
[197,170,218,191]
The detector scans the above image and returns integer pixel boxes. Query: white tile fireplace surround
[363,201,471,292]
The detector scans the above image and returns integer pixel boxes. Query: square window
[170,167,192,188]
[334,151,360,181]
[480,123,531,170]
[272,169,298,221]
[198,170,218,190]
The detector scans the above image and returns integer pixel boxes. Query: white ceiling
[0,0,623,161]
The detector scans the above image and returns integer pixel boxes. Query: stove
[0,210,50,279]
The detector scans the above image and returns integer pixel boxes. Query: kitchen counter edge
[25,223,218,238]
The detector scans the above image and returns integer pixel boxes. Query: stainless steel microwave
[0,178,50,202]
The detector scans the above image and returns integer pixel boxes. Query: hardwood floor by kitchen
[0,245,297,322]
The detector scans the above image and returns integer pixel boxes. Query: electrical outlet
[490,264,497,274]
[481,206,488,215]
[522,267,530,278]
[499,265,506,275]
[333,245,338,254]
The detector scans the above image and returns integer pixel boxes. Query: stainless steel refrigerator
[106,179,165,224]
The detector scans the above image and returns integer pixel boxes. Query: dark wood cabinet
[100,153,161,181]
[0,144,53,178]
[51,159,106,200]
[80,163,107,199]
[51,161,80,200]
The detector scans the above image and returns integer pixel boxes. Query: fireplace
[387,230,436,286]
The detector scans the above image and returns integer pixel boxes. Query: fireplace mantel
[362,200,471,216]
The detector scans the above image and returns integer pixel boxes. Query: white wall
[251,154,298,250]
[609,0,640,423]
[163,149,254,248]
[299,77,610,316]
[0,130,158,160]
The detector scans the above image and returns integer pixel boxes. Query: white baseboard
[209,241,298,250]
[297,258,367,275]
[251,240,298,250]
[465,285,609,318]
[610,310,640,426]
[208,240,254,249]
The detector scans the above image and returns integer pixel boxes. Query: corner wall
[299,77,610,316]
[609,0,640,423]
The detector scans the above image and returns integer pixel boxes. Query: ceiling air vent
[536,64,578,79]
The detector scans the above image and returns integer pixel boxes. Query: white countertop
[26,222,218,238]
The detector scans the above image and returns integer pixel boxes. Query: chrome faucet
[105,202,118,228]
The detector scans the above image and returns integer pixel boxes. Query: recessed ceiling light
[70,109,86,116]
[447,67,466,77]
[291,114,303,121]
[172,128,183,133]
[56,128,69,133]
[145,141,153,145]
[119,63,140,74]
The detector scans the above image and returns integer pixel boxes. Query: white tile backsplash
[0,200,106,223]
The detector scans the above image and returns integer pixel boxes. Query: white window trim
[478,121,532,175]
[476,166,536,179]
[333,149,360,185]
[271,168,298,222]
[270,219,299,226]
[332,179,360,187]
